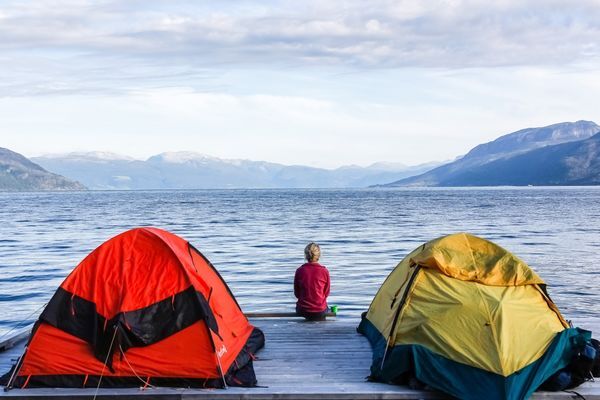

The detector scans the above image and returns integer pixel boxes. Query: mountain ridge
[32,151,440,189]
[434,132,600,186]
[384,120,600,187]
[0,147,86,191]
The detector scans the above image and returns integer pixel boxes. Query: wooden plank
[245,312,337,318]
[1,318,599,399]
[0,329,30,353]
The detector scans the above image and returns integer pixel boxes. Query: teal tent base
[358,318,591,400]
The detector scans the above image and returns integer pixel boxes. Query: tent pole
[216,353,228,389]
[380,337,391,369]
[3,345,28,391]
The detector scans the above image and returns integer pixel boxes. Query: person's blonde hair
[304,242,321,262]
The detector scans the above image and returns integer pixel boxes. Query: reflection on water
[1,187,599,336]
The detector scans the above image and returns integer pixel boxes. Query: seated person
[294,242,330,321]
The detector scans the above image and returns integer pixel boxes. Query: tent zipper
[380,265,421,369]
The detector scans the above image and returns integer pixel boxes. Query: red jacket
[294,262,330,313]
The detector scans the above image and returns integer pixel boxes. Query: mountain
[0,148,86,191]
[34,152,161,190]
[432,132,600,186]
[32,151,439,190]
[464,120,598,161]
[385,120,600,186]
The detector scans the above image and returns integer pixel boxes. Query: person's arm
[294,269,300,298]
[324,268,330,298]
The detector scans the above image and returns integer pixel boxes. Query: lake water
[0,188,599,338]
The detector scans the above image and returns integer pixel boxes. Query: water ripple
[0,187,599,336]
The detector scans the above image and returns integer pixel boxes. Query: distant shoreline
[2,185,600,194]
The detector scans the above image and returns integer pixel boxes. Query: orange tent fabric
[7,227,264,388]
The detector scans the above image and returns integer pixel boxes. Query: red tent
[6,227,264,388]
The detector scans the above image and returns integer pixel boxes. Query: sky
[1,0,600,168]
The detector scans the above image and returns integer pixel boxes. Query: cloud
[1,0,600,96]
[4,62,599,166]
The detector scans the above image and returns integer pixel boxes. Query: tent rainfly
[358,232,592,400]
[3,227,264,389]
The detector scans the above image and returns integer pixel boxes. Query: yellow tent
[358,233,590,400]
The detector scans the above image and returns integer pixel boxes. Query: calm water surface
[0,188,599,337]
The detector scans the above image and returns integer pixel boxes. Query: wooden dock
[1,317,599,399]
